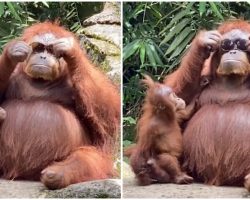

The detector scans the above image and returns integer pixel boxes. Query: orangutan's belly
[183,103,250,185]
[0,100,88,179]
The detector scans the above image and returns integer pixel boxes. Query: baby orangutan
[130,75,194,186]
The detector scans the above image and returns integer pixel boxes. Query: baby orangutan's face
[169,92,186,110]
[154,84,186,110]
[147,81,186,111]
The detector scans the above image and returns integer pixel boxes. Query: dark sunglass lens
[236,39,248,51]
[46,45,54,54]
[221,39,234,51]
[33,43,45,52]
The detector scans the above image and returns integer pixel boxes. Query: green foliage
[123,2,250,142]
[0,2,104,50]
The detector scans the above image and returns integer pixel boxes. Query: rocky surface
[123,161,250,198]
[0,179,121,198]
[0,179,46,198]
[83,2,120,26]
[80,2,121,84]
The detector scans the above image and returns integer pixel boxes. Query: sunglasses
[30,42,54,53]
[220,39,248,52]
[30,42,64,58]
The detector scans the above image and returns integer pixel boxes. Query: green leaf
[165,26,192,55]
[159,8,191,35]
[71,22,79,29]
[123,39,141,61]
[145,43,156,68]
[123,140,133,147]
[186,2,195,10]
[150,5,162,19]
[199,2,206,16]
[6,2,22,22]
[209,2,224,20]
[0,28,8,37]
[123,117,136,125]
[41,1,49,8]
[169,31,195,60]
[148,42,163,65]
[216,2,227,10]
[66,8,75,18]
[14,3,22,11]
[124,21,132,29]
[130,3,145,19]
[0,21,10,36]
[156,5,182,26]
[152,41,165,58]
[140,43,146,65]
[0,2,5,17]
[160,18,191,45]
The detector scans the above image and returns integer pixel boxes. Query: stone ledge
[123,161,250,198]
[0,179,121,198]
[123,178,250,198]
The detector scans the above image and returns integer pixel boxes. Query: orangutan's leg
[41,146,114,189]
[157,153,193,184]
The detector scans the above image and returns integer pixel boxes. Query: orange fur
[164,31,210,103]
[0,22,120,189]
[41,146,114,189]
[217,19,250,34]
[130,75,193,185]
[164,19,250,191]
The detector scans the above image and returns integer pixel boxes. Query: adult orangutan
[0,22,120,189]
[164,19,250,191]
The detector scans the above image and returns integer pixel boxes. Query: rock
[122,161,134,179]
[122,161,250,198]
[83,2,120,26]
[87,37,120,56]
[79,35,106,65]
[80,2,121,84]
[123,178,250,198]
[82,24,120,48]
[0,179,46,198]
[106,55,121,84]
[0,179,121,198]
[45,179,121,198]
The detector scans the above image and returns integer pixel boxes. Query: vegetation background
[123,2,250,152]
[0,2,104,51]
